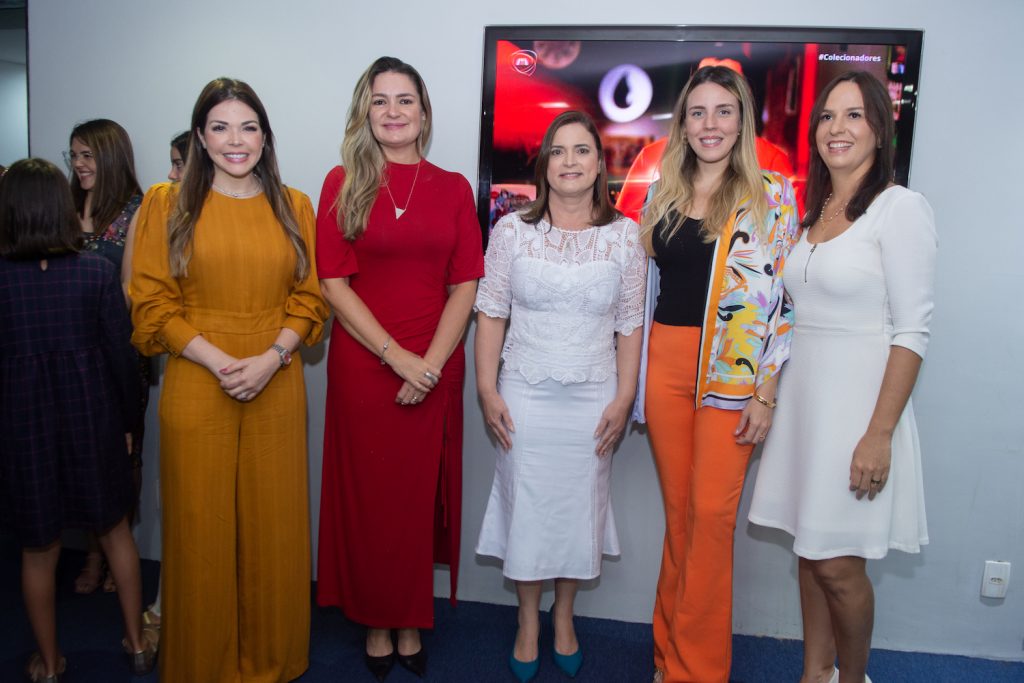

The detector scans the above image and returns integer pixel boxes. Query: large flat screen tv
[477,25,923,240]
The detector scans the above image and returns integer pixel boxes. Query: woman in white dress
[748,72,936,683]
[475,110,646,682]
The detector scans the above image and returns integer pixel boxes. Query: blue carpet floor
[1,548,1021,682]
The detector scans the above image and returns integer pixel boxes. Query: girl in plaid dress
[0,159,155,681]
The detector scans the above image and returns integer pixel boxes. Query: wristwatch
[271,344,292,368]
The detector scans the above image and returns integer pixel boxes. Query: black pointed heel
[364,651,395,682]
[397,646,428,678]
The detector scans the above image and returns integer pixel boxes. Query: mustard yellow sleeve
[283,187,329,346]
[129,183,201,356]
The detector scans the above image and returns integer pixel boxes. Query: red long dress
[315,161,483,628]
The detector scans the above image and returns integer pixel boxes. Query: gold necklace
[383,160,421,219]
[819,192,849,223]
[805,192,850,283]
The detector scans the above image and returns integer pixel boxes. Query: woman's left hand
[395,381,427,406]
[219,350,280,402]
[594,398,631,457]
[735,400,773,445]
[849,430,892,500]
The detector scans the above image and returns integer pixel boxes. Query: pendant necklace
[383,160,421,219]
[804,192,848,282]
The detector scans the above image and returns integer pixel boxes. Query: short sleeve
[283,188,330,346]
[474,213,517,319]
[880,190,937,358]
[315,166,359,279]
[129,183,201,356]
[445,175,484,285]
[614,218,647,336]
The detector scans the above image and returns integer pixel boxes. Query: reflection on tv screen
[478,26,922,238]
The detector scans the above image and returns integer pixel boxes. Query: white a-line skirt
[476,370,620,581]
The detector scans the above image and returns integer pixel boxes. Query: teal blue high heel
[553,647,583,677]
[509,651,540,682]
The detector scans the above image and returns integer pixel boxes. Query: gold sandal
[123,626,159,676]
[142,606,161,649]
[24,652,66,682]
[73,552,104,594]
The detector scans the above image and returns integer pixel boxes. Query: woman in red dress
[315,56,483,681]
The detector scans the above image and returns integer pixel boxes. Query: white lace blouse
[475,212,647,385]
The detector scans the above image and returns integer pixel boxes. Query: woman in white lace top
[475,111,646,682]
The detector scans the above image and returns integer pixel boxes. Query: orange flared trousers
[645,323,755,683]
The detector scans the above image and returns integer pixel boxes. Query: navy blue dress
[0,252,141,547]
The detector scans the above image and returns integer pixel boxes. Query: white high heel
[829,669,873,683]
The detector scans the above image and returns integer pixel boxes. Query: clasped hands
[385,345,442,406]
[214,349,281,403]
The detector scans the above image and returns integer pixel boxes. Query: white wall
[28,0,1024,661]
[0,26,27,165]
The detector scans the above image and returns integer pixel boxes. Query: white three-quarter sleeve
[879,190,937,359]
[474,214,517,319]
[615,218,648,336]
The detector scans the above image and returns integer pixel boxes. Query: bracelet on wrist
[379,336,391,365]
[753,392,776,409]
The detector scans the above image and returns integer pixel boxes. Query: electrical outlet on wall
[981,560,1011,599]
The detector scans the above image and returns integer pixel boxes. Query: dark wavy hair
[520,110,618,227]
[803,71,895,227]
[0,158,83,259]
[169,77,309,280]
[68,119,142,231]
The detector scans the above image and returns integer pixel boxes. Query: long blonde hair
[335,57,433,240]
[640,66,767,254]
[168,77,309,280]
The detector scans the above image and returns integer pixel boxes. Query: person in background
[475,110,646,682]
[167,130,188,182]
[130,77,327,682]
[65,118,149,596]
[634,65,800,683]
[0,158,155,681]
[748,71,935,683]
[315,56,482,681]
[133,126,193,652]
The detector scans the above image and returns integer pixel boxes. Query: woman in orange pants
[633,65,800,683]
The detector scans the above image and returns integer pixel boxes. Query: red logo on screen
[511,50,537,76]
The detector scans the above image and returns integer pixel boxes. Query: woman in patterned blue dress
[65,119,150,594]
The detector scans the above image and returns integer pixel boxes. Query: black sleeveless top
[652,214,715,327]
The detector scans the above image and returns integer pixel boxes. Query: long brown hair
[334,56,433,240]
[68,119,142,231]
[640,66,767,253]
[169,77,309,280]
[803,71,895,228]
[520,110,619,227]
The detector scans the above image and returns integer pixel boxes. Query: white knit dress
[474,212,646,580]
[748,186,935,559]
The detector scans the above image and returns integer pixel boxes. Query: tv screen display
[477,25,923,240]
